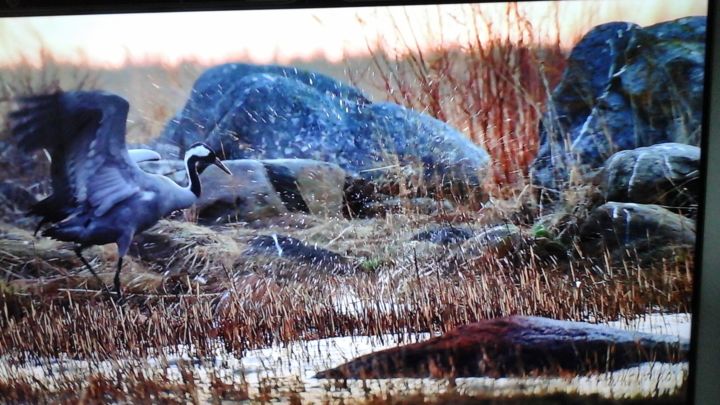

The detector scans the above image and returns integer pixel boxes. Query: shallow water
[0,313,691,402]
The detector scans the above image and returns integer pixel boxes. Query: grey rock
[579,202,695,259]
[129,142,181,160]
[160,63,369,150]
[598,143,700,212]
[159,63,491,193]
[460,223,522,258]
[138,160,188,184]
[0,180,37,229]
[0,140,46,179]
[532,212,580,244]
[531,17,706,198]
[194,160,287,224]
[245,234,348,273]
[262,159,346,218]
[411,226,474,245]
[0,181,36,213]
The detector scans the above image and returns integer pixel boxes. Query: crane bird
[128,148,162,164]
[27,148,163,236]
[9,90,231,299]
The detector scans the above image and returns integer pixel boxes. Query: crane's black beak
[214,158,232,175]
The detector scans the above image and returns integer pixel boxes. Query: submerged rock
[315,316,688,379]
[158,63,490,194]
[598,143,700,213]
[531,17,706,198]
[579,202,695,259]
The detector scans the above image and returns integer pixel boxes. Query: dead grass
[348,3,571,193]
[0,369,687,405]
[0,361,251,404]
[0,209,694,361]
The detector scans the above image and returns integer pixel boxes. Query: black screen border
[691,0,719,403]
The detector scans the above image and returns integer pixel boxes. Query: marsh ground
[0,208,694,403]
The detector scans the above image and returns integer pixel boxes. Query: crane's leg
[114,231,134,302]
[114,257,124,303]
[74,246,114,299]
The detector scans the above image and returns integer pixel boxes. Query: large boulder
[531,17,706,198]
[160,63,370,149]
[597,143,700,213]
[139,158,348,224]
[157,63,490,194]
[315,316,688,379]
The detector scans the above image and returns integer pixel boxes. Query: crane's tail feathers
[27,195,74,234]
[42,224,84,243]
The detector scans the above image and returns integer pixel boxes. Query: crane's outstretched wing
[10,91,146,223]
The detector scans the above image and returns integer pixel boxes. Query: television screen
[0,0,711,403]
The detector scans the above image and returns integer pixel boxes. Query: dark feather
[9,91,133,231]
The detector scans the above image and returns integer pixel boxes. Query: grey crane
[26,148,162,236]
[128,148,162,164]
[9,90,231,299]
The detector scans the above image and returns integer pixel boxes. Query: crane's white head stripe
[186,145,212,158]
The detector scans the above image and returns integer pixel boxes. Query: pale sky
[0,0,708,67]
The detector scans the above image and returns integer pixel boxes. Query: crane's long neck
[184,155,203,198]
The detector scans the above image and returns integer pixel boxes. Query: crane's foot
[113,286,124,304]
[112,292,126,306]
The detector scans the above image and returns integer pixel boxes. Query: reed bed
[0,212,694,361]
[348,3,571,191]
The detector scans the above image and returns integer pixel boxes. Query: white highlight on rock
[628,151,646,194]
[272,233,283,257]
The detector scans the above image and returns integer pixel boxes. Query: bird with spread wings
[9,91,231,300]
